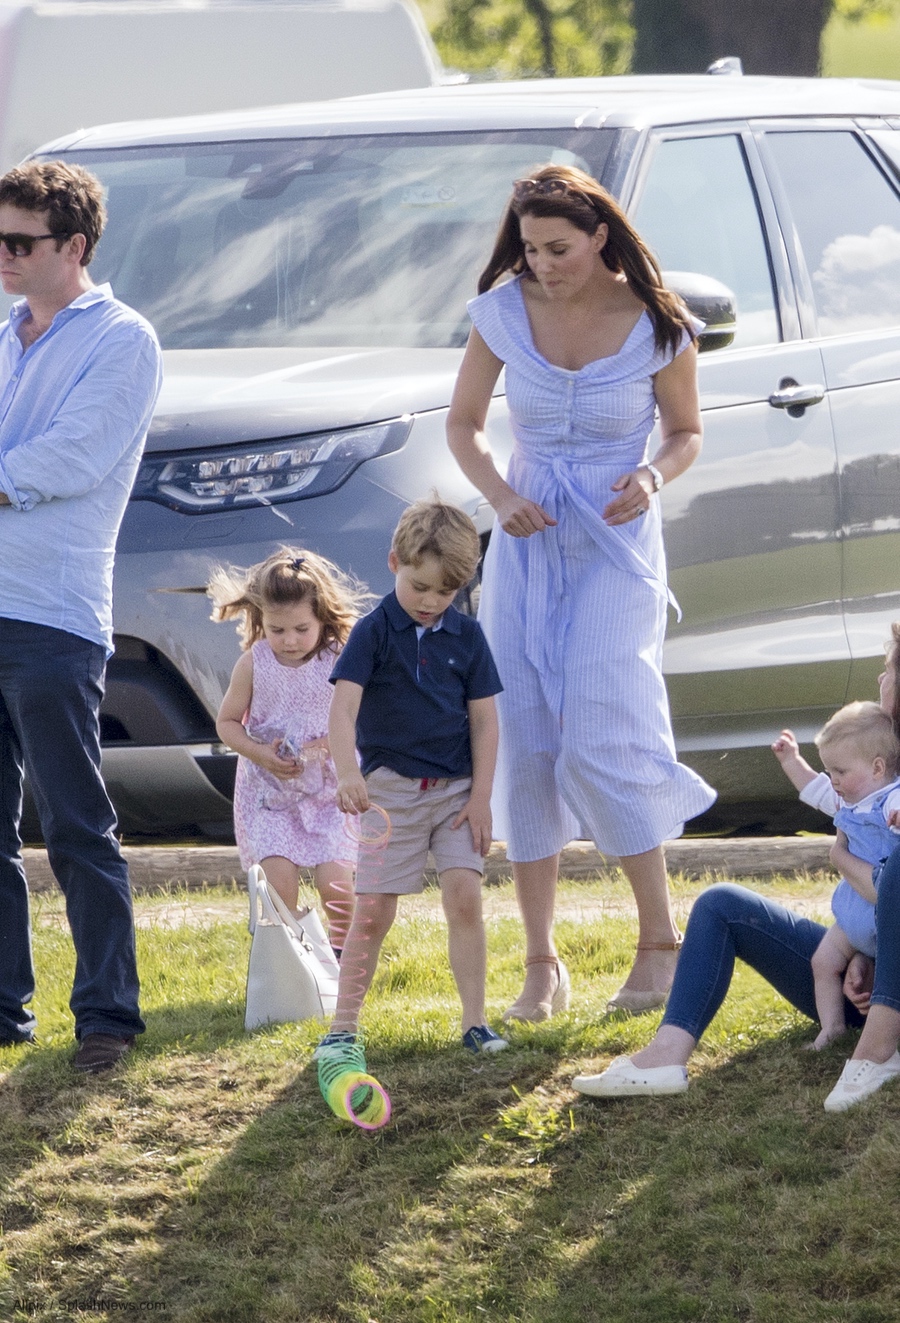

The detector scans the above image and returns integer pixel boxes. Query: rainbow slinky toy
[317,1043,391,1130]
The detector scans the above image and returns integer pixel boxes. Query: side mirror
[663,271,737,352]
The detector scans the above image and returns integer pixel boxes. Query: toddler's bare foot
[805,1025,846,1051]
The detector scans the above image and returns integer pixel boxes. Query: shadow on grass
[2,994,571,1321]
[486,1033,900,1323]
[7,1006,900,1322]
[101,1027,896,1323]
[0,996,248,1237]
[104,1039,569,1321]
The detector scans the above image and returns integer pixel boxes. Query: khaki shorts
[354,765,484,894]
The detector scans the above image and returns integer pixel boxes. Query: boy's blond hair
[391,498,481,590]
[815,700,900,775]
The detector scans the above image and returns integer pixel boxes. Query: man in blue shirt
[0,161,162,1072]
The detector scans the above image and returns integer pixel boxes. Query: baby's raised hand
[771,729,800,763]
[888,807,900,831]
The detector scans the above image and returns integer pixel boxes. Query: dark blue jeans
[663,882,866,1041]
[872,841,900,1013]
[0,619,144,1042]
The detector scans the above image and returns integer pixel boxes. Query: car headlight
[132,417,411,514]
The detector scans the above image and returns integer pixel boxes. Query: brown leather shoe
[73,1034,135,1074]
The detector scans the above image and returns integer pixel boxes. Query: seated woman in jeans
[572,622,900,1113]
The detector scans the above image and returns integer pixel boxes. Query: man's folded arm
[0,329,161,510]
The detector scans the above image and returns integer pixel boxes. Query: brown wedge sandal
[502,954,572,1024]
[605,934,684,1016]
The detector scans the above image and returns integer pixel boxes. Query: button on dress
[468,275,716,860]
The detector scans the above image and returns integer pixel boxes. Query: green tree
[631,0,889,76]
[432,0,633,79]
[427,0,893,82]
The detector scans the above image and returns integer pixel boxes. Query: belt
[419,777,451,791]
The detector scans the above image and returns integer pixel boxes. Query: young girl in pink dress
[209,549,370,957]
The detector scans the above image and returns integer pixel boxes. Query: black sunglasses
[512,177,599,213]
[0,232,65,257]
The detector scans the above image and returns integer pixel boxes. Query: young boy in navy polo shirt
[316,499,507,1068]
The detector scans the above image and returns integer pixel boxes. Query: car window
[631,134,779,350]
[869,128,900,180]
[69,130,615,351]
[764,130,900,337]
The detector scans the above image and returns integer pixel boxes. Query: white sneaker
[572,1054,688,1098]
[823,1051,900,1112]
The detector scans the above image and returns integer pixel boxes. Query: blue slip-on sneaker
[463,1024,509,1054]
[312,1032,366,1068]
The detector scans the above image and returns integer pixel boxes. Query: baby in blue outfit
[773,701,900,1050]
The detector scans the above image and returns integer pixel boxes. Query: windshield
[61,130,616,350]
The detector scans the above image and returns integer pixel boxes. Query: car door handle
[768,378,825,414]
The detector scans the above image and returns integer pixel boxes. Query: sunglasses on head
[512,177,598,211]
[0,232,64,257]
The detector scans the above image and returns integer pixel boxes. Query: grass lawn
[823,1,900,79]
[2,872,899,1322]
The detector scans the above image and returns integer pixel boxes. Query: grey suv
[33,73,900,835]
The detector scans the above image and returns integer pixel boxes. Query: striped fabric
[468,276,716,860]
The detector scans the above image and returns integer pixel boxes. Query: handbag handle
[247,864,317,954]
[248,864,270,933]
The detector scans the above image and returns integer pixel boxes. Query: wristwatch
[645,463,665,493]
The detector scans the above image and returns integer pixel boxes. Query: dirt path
[34,876,836,931]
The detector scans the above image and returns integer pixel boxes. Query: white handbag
[244,864,340,1030]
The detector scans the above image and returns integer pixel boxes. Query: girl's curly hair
[208,547,371,655]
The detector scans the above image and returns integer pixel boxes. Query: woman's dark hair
[478,163,694,357]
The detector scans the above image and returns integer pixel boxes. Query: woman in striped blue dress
[447,165,716,1020]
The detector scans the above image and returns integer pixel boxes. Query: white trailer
[0,0,447,169]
